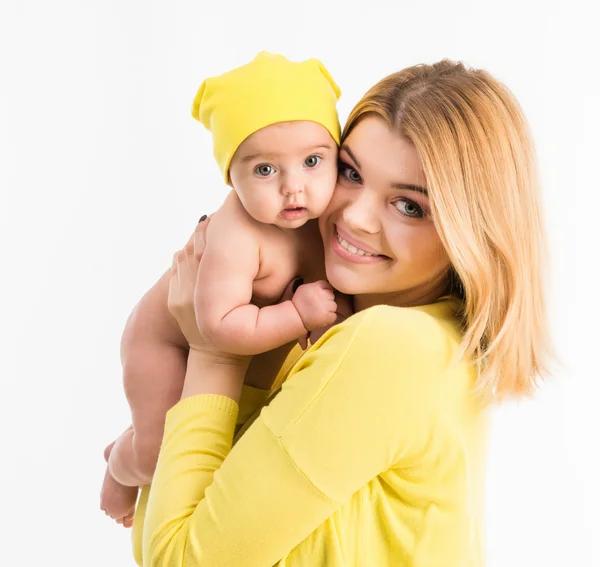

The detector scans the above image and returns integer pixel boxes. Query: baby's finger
[323,289,335,301]
[325,311,337,325]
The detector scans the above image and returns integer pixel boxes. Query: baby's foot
[100,467,138,528]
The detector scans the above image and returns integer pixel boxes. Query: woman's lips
[335,225,383,256]
[331,225,387,264]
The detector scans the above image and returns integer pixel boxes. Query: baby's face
[228,121,338,229]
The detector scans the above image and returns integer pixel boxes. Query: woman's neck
[353,271,451,312]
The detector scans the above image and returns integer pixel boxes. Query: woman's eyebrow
[392,182,429,196]
[342,144,428,196]
[340,144,361,168]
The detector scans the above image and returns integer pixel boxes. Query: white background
[1,1,598,565]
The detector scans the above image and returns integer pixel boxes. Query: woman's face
[319,117,451,306]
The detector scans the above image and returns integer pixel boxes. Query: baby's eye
[304,155,321,168]
[255,164,275,177]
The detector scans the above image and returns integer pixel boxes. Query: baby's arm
[108,268,188,486]
[195,219,336,356]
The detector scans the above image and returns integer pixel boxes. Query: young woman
[133,59,554,566]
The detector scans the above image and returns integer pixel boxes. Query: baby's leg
[103,270,188,521]
[110,269,188,484]
[108,338,187,486]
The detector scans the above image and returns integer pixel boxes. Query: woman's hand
[166,221,208,351]
[168,218,251,401]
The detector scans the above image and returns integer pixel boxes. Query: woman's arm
[142,306,453,567]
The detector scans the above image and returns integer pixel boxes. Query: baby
[100,52,347,526]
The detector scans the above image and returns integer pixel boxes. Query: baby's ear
[312,59,341,100]
[191,78,210,125]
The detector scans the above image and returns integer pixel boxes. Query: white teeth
[336,232,377,257]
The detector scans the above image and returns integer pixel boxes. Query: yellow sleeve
[131,383,273,566]
[142,306,453,567]
[235,384,271,428]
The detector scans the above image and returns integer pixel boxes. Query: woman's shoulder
[275,296,468,394]
[328,299,474,403]
[272,297,474,420]
[321,298,470,387]
[336,296,464,353]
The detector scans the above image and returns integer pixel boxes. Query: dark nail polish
[199,214,207,223]
[292,277,304,293]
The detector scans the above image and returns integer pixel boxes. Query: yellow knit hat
[192,51,341,183]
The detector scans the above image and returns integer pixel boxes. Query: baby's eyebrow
[303,143,336,153]
[241,144,335,164]
[240,153,272,163]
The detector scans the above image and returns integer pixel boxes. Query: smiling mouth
[334,227,387,258]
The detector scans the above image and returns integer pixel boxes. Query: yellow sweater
[133,299,489,566]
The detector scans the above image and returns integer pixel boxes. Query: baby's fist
[292,281,337,331]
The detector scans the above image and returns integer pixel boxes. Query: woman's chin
[325,265,367,296]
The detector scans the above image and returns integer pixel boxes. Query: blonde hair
[344,59,559,401]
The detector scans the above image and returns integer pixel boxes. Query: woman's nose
[341,190,380,234]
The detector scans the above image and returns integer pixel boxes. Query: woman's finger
[171,250,180,274]
[184,249,199,295]
[176,250,186,291]
[194,216,211,260]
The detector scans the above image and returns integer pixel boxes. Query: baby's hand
[307,291,354,346]
[292,281,337,332]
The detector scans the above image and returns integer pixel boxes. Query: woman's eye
[255,164,275,177]
[338,162,361,183]
[394,199,425,218]
[304,155,321,168]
